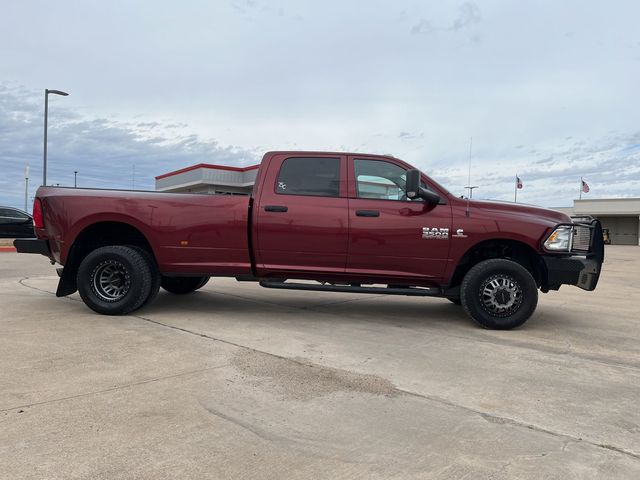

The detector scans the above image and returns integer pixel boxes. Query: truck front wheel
[77,246,153,315]
[160,276,209,295]
[460,259,538,330]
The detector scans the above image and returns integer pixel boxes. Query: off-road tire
[160,276,210,295]
[460,258,538,330]
[77,245,153,315]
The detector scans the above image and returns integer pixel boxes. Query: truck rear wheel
[77,246,153,315]
[460,259,538,330]
[128,246,160,307]
[160,276,209,295]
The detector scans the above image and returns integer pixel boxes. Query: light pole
[24,165,29,212]
[43,89,69,186]
[74,170,78,188]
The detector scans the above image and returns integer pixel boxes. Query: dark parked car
[0,207,35,238]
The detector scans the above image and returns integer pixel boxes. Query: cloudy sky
[1,0,639,209]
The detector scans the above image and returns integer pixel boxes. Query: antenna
[467,137,472,189]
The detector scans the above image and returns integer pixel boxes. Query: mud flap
[55,267,78,297]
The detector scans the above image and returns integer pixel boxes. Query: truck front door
[346,157,452,283]
[255,154,349,274]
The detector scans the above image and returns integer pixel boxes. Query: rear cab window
[276,157,341,197]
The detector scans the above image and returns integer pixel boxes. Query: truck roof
[263,151,397,159]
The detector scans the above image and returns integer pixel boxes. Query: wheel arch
[447,238,545,291]
[56,221,157,297]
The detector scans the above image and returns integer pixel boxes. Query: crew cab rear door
[254,153,349,274]
[346,156,452,281]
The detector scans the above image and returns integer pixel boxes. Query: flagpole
[514,174,517,203]
[579,177,582,200]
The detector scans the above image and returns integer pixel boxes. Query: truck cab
[252,152,452,283]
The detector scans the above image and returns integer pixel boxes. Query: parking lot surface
[1,246,639,479]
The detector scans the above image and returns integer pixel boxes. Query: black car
[0,207,35,238]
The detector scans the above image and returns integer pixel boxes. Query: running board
[259,280,442,297]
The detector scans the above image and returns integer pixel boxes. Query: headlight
[544,225,573,251]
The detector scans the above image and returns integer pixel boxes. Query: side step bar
[259,280,443,297]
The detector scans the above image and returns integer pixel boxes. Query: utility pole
[74,170,78,188]
[132,164,136,190]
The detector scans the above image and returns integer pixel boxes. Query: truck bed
[36,187,252,275]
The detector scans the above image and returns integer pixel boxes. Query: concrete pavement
[1,247,639,479]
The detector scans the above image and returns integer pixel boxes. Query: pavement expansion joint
[395,387,640,462]
[0,364,228,414]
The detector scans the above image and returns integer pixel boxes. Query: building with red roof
[155,163,259,195]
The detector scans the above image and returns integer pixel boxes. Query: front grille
[572,225,592,252]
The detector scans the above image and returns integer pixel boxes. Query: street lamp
[43,89,69,186]
[24,165,29,212]
[464,185,479,198]
[74,170,78,188]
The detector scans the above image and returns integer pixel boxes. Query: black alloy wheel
[460,258,538,330]
[77,245,153,315]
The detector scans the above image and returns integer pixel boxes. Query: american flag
[516,176,523,189]
[582,179,590,193]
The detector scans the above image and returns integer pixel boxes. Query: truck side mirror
[405,169,421,199]
[406,169,441,205]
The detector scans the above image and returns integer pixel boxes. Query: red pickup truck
[15,151,604,329]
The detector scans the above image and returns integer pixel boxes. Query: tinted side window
[276,157,341,197]
[0,208,22,218]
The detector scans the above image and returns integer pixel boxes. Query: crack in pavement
[393,387,640,461]
[199,402,282,443]
[18,277,67,297]
[0,364,228,413]
[198,402,376,466]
